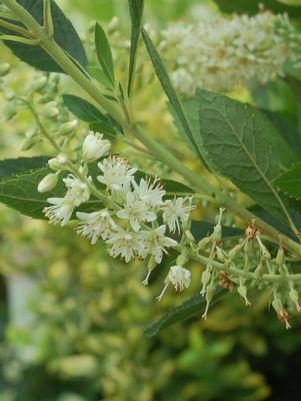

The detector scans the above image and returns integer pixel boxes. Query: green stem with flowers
[1,0,300,256]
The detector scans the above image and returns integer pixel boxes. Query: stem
[3,0,300,255]
[0,17,34,37]
[186,248,301,283]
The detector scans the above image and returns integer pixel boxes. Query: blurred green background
[1,1,301,401]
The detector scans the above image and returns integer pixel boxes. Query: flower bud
[31,76,48,92]
[0,63,10,77]
[176,252,188,266]
[43,101,59,119]
[21,136,40,151]
[185,230,195,242]
[228,241,244,260]
[82,131,111,162]
[38,173,58,193]
[3,87,14,100]
[58,120,79,136]
[142,256,157,286]
[197,236,211,250]
[25,124,38,139]
[3,103,16,121]
[48,154,68,171]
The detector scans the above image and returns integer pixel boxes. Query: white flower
[162,196,194,233]
[116,191,157,232]
[97,156,137,192]
[132,177,165,209]
[106,228,142,263]
[157,265,191,301]
[82,131,111,162]
[76,209,117,244]
[138,225,177,263]
[43,197,75,226]
[167,265,191,292]
[37,173,58,193]
[63,173,91,206]
[161,12,297,96]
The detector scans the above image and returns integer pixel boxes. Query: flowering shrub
[0,0,301,336]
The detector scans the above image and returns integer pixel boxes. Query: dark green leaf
[264,111,301,160]
[94,23,115,84]
[197,89,286,221]
[145,289,224,337]
[62,94,106,123]
[89,121,118,141]
[141,28,204,162]
[214,0,301,17]
[128,0,144,96]
[0,156,49,179]
[274,162,301,200]
[1,0,87,73]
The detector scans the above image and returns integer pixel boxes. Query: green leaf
[145,289,224,337]
[197,89,286,221]
[0,0,87,73]
[141,28,204,162]
[88,66,114,90]
[274,162,301,200]
[94,23,115,84]
[264,111,301,161]
[214,0,301,17]
[89,121,118,141]
[128,0,145,96]
[0,156,49,179]
[62,94,106,123]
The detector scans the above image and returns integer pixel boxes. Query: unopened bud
[43,101,59,119]
[3,103,16,121]
[201,270,211,286]
[21,136,40,151]
[3,87,14,100]
[142,256,157,286]
[58,120,79,136]
[0,63,10,77]
[216,245,226,262]
[38,173,58,193]
[228,241,244,260]
[25,125,38,139]
[31,76,48,92]
[107,16,119,33]
[176,252,188,266]
[48,154,68,170]
[185,230,194,242]
[197,236,211,250]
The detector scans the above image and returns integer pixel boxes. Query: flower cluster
[39,131,194,274]
[160,11,299,97]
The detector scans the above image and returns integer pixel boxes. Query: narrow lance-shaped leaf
[145,289,224,337]
[62,94,108,123]
[128,0,145,96]
[0,0,87,73]
[141,28,205,163]
[197,89,288,223]
[94,23,115,84]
